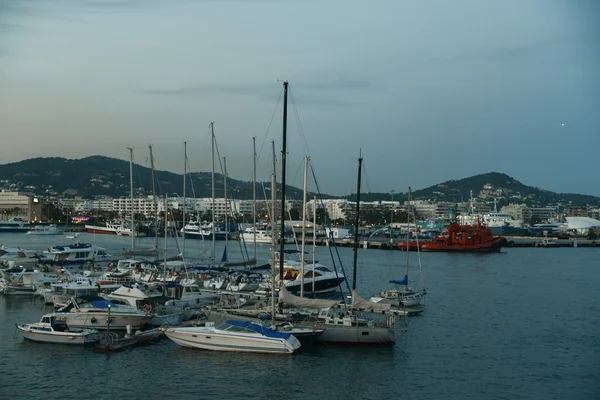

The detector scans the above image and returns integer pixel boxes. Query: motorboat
[1,269,59,296]
[0,217,30,232]
[369,278,425,308]
[57,295,152,330]
[43,243,112,265]
[240,227,274,244]
[16,313,100,345]
[85,221,121,235]
[181,221,230,240]
[164,320,301,354]
[26,224,64,235]
[205,309,324,345]
[50,278,121,308]
[258,258,345,295]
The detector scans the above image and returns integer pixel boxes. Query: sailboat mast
[210,122,216,263]
[128,147,135,250]
[312,195,317,295]
[163,194,168,294]
[405,186,412,281]
[352,154,363,291]
[149,145,158,250]
[279,81,289,281]
[252,136,257,262]
[300,156,308,298]
[224,156,229,254]
[270,172,276,324]
[182,141,187,258]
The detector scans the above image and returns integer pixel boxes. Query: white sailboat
[370,187,427,309]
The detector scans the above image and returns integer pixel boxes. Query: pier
[286,237,600,249]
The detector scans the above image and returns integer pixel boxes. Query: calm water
[1,232,599,399]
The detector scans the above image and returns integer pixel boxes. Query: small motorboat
[16,314,100,345]
[165,320,301,354]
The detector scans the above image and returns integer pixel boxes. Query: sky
[0,0,598,196]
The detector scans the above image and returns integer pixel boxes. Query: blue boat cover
[89,299,118,309]
[225,320,290,339]
[389,275,408,286]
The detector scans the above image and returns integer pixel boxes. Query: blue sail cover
[225,320,290,339]
[221,246,228,263]
[389,275,408,286]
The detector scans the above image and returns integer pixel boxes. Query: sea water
[0,232,598,399]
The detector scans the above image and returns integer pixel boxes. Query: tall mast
[163,194,168,295]
[224,156,229,256]
[149,145,158,250]
[279,81,289,281]
[270,172,277,324]
[182,141,187,258]
[406,186,412,287]
[252,136,257,262]
[312,195,317,295]
[127,147,135,250]
[300,155,308,297]
[210,122,216,263]
[352,153,363,291]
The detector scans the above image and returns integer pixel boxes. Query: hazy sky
[1,0,598,196]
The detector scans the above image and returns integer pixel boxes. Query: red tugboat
[421,220,507,252]
[397,241,429,251]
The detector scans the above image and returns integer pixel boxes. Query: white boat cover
[278,286,341,308]
[351,290,391,312]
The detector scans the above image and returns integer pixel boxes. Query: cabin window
[361,332,369,335]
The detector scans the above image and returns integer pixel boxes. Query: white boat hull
[165,326,299,354]
[16,324,100,345]
[61,313,151,330]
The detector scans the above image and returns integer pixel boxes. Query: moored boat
[16,313,100,344]
[421,221,507,252]
[26,224,64,235]
[164,320,301,354]
[57,295,153,330]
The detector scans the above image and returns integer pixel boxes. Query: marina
[1,231,598,399]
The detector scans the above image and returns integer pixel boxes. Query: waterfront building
[0,191,42,221]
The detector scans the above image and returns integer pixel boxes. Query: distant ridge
[0,155,323,200]
[0,158,598,206]
[346,172,600,207]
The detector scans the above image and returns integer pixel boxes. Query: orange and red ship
[420,220,507,252]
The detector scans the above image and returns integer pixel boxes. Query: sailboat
[370,187,427,310]
[277,154,406,344]
[122,147,158,257]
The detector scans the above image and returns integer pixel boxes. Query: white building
[0,191,42,221]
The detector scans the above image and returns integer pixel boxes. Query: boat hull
[285,277,346,295]
[182,231,230,240]
[205,311,324,346]
[85,225,117,235]
[61,313,151,330]
[165,327,298,354]
[315,325,397,345]
[421,237,506,252]
[16,325,100,345]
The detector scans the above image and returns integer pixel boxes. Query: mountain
[0,156,326,200]
[346,172,600,207]
[1,158,598,207]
